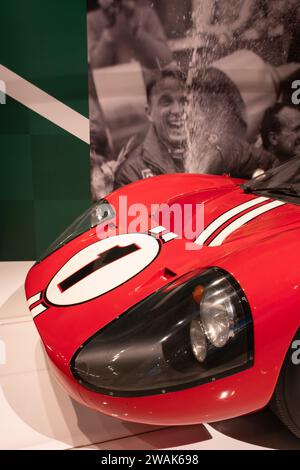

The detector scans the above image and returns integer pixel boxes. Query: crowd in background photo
[87,0,300,201]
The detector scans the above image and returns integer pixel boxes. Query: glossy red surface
[25,174,300,425]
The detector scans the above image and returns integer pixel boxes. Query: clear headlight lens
[71,267,254,397]
[200,280,235,348]
[39,199,115,261]
[190,319,207,362]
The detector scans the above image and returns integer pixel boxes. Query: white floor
[0,262,300,450]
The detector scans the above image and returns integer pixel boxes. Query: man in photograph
[88,0,172,70]
[114,70,187,189]
[261,103,300,167]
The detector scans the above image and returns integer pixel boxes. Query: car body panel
[25,174,300,425]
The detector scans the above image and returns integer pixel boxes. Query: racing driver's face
[147,77,187,149]
[273,106,300,161]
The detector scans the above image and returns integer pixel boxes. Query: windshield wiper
[243,185,300,197]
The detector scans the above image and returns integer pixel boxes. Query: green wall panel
[0,0,90,261]
[0,201,36,260]
[0,95,30,135]
[34,199,89,260]
[31,134,89,200]
[0,134,33,201]
[1,0,89,117]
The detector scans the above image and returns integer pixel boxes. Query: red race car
[25,170,300,438]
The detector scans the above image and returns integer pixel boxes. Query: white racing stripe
[150,226,167,234]
[162,232,178,243]
[195,196,270,246]
[209,200,286,247]
[27,292,42,308]
[31,303,48,319]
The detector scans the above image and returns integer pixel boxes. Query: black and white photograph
[87,0,300,201]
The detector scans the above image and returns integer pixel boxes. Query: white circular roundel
[45,233,160,306]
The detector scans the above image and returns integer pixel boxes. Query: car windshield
[38,199,115,262]
[241,157,300,198]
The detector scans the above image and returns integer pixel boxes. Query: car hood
[109,173,300,248]
[25,174,300,374]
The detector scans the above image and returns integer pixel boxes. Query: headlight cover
[38,199,115,262]
[71,267,254,397]
[200,278,236,348]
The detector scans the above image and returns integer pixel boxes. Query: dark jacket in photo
[114,125,185,189]
[192,132,276,180]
